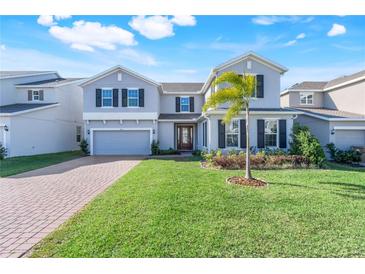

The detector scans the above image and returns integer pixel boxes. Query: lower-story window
[76,126,81,142]
[226,120,239,147]
[202,121,207,147]
[265,120,278,147]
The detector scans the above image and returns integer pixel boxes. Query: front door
[177,125,193,150]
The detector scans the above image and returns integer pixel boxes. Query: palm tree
[202,72,256,179]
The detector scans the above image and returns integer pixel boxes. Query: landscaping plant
[203,72,257,182]
[79,139,90,155]
[326,143,361,164]
[0,143,7,160]
[151,140,160,155]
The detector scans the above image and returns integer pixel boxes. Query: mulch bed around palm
[226,176,267,187]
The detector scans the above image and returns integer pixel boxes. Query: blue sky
[0,15,364,89]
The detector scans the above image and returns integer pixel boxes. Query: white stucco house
[280,70,365,151]
[0,71,84,157]
[81,52,300,155]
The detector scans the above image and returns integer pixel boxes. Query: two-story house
[280,70,365,150]
[0,71,84,157]
[81,52,300,155]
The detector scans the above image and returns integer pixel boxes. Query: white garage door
[335,130,365,150]
[93,130,151,155]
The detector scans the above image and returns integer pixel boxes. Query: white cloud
[49,20,137,52]
[37,15,56,26]
[170,15,196,26]
[252,16,314,26]
[37,15,72,27]
[129,15,197,40]
[284,40,297,47]
[118,48,157,66]
[327,23,346,37]
[0,44,6,50]
[296,33,306,39]
[129,16,174,40]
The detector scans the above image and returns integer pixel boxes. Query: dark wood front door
[177,125,193,150]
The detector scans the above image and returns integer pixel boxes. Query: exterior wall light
[331,129,335,135]
[4,125,8,131]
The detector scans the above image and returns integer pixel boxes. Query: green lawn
[31,158,365,257]
[0,151,83,177]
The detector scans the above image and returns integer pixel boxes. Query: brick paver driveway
[0,156,141,258]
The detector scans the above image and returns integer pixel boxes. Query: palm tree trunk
[245,106,252,179]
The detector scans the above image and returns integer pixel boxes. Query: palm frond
[202,87,240,112]
[213,71,243,88]
[223,101,243,124]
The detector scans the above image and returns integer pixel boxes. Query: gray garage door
[93,130,150,155]
[335,130,365,150]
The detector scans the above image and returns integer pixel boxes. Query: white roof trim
[15,79,84,89]
[83,112,159,121]
[162,91,200,95]
[334,126,365,130]
[200,52,288,94]
[301,111,365,122]
[0,103,60,117]
[158,119,198,122]
[324,75,365,91]
[79,65,161,87]
[0,71,59,80]
[205,109,302,115]
[280,89,323,96]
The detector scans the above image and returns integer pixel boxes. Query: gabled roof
[161,82,204,93]
[286,81,328,91]
[201,51,288,94]
[293,107,365,121]
[79,65,161,87]
[16,78,84,88]
[0,103,59,116]
[325,69,365,89]
[0,71,59,79]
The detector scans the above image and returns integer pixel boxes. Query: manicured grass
[0,151,83,177]
[31,158,365,257]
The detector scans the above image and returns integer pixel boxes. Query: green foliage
[326,143,362,164]
[0,143,7,160]
[151,140,160,155]
[289,123,325,167]
[159,148,180,155]
[79,139,90,155]
[192,150,202,156]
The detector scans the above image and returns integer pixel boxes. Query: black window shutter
[39,90,44,101]
[176,97,181,112]
[256,75,264,98]
[279,119,287,148]
[122,89,128,107]
[28,90,32,101]
[189,96,194,112]
[96,89,102,107]
[113,89,119,107]
[257,119,265,148]
[218,120,225,148]
[240,119,247,148]
[139,88,144,107]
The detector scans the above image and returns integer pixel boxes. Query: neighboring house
[280,70,365,150]
[81,52,300,155]
[0,71,84,157]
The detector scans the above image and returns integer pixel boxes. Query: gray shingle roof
[295,107,365,119]
[219,107,298,112]
[0,103,58,114]
[288,81,328,90]
[325,69,365,89]
[159,113,201,120]
[161,82,204,93]
[17,78,84,87]
[0,71,56,79]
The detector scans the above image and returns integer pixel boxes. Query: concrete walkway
[0,156,141,258]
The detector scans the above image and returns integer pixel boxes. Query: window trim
[101,87,113,108]
[180,96,190,112]
[299,92,314,105]
[202,121,208,147]
[127,87,140,108]
[225,119,240,148]
[32,90,41,101]
[76,126,82,143]
[264,119,279,148]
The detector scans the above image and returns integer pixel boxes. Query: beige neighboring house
[280,70,365,152]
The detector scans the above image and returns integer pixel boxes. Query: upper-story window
[265,120,278,147]
[226,120,239,147]
[28,90,44,101]
[300,92,313,105]
[180,97,190,112]
[33,90,40,101]
[128,89,139,107]
[102,89,113,107]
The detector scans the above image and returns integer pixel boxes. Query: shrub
[79,139,89,155]
[192,150,202,156]
[326,143,362,164]
[151,140,160,155]
[0,143,7,160]
[159,148,180,155]
[290,123,325,167]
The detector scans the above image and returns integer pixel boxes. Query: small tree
[203,72,256,179]
[0,143,7,160]
[79,139,90,155]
